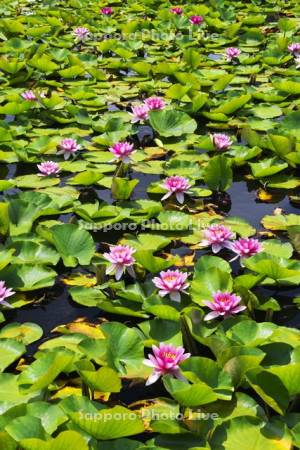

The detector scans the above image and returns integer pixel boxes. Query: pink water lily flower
[21,90,37,101]
[101,6,113,15]
[212,133,233,150]
[189,15,203,25]
[109,141,135,163]
[144,97,165,111]
[37,161,60,176]
[288,43,300,54]
[153,269,189,302]
[74,27,90,41]
[230,237,262,260]
[0,281,15,308]
[200,224,234,253]
[103,245,136,280]
[144,343,190,385]
[226,47,241,61]
[203,291,246,321]
[170,7,183,15]
[161,176,192,204]
[130,104,149,123]
[57,138,80,159]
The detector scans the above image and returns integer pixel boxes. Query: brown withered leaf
[262,27,278,34]
[144,146,167,160]
[258,230,276,238]
[256,188,274,202]
[163,252,195,267]
[16,358,27,371]
[52,318,105,339]
[93,392,111,401]
[51,386,82,399]
[175,253,195,267]
[61,273,97,287]
[257,189,285,203]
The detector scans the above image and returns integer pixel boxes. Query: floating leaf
[204,155,233,191]
[18,349,76,393]
[149,110,197,137]
[250,157,288,178]
[0,339,25,372]
[111,177,139,200]
[0,322,43,345]
[0,264,56,291]
[80,367,121,393]
[213,94,251,115]
[49,224,95,267]
[71,406,145,439]
[20,431,88,450]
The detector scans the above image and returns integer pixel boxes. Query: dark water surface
[228,180,300,230]
[3,172,300,356]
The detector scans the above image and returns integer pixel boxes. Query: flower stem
[115,162,127,177]
[95,264,106,285]
[180,315,199,356]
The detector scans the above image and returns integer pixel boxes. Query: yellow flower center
[163,352,176,359]
[164,275,176,282]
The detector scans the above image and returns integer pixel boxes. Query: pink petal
[105,264,117,275]
[158,290,169,297]
[231,305,247,313]
[145,371,161,386]
[174,369,189,383]
[115,265,124,280]
[212,243,222,253]
[161,191,172,201]
[0,299,13,308]
[175,192,185,204]
[204,311,221,321]
[143,358,156,368]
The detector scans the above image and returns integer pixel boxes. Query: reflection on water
[228,180,300,230]
[208,53,222,61]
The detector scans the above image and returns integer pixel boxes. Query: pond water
[5,172,300,357]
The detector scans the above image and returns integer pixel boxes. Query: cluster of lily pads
[0,0,300,448]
